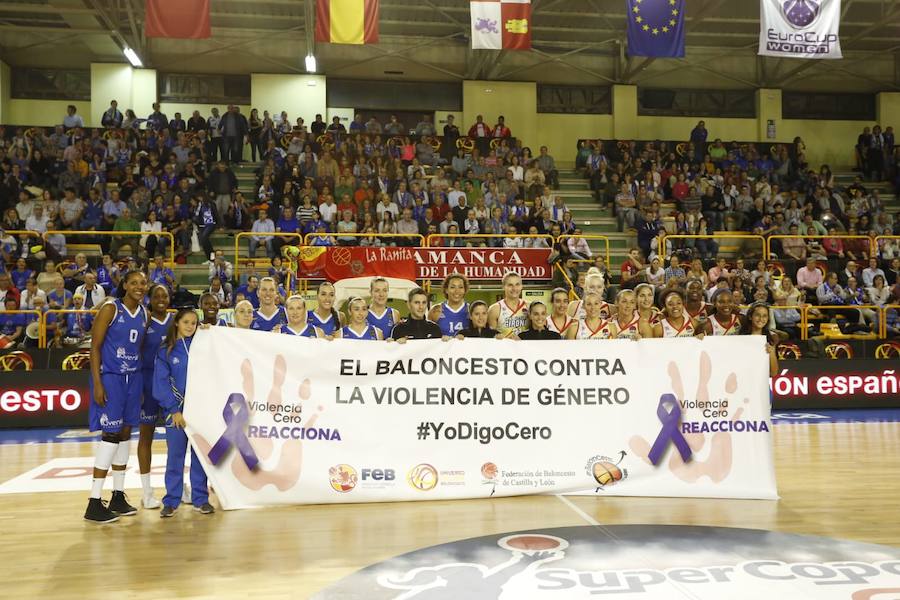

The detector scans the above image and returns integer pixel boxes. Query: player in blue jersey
[308,281,342,336]
[250,277,287,332]
[84,270,148,523]
[281,296,323,337]
[366,278,400,338]
[136,284,170,509]
[339,297,383,340]
[199,292,221,328]
[428,273,470,337]
[231,300,255,329]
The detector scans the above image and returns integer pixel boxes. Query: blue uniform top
[96,265,116,292]
[436,302,469,336]
[0,313,25,336]
[10,269,33,290]
[142,314,172,372]
[308,310,338,335]
[251,306,287,332]
[152,336,192,415]
[341,325,379,340]
[101,299,147,375]
[282,323,318,338]
[366,308,397,339]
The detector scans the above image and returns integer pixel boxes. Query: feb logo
[407,463,438,491]
[782,0,820,28]
[329,464,358,493]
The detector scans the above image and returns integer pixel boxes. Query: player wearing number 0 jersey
[366,278,400,339]
[429,273,470,337]
[84,270,148,523]
[547,288,575,335]
[488,272,528,337]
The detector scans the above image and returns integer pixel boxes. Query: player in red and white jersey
[567,270,610,320]
[547,288,575,336]
[703,288,743,336]
[635,283,662,331]
[565,292,616,340]
[683,278,711,321]
[611,289,653,340]
[488,272,528,337]
[652,289,700,338]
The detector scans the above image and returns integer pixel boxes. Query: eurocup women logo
[782,0,820,28]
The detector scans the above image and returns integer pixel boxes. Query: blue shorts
[89,372,143,433]
[140,370,161,425]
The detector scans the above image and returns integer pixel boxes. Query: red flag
[146,0,211,39]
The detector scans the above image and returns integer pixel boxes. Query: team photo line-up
[82,267,779,524]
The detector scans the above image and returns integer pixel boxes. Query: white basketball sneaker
[142,494,162,509]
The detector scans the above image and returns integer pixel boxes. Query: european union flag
[626,0,686,58]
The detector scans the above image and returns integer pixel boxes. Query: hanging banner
[183,329,776,509]
[759,0,843,59]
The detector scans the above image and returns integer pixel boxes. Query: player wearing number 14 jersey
[429,273,470,337]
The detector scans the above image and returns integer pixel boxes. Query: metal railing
[234,231,303,280]
[766,234,876,260]
[42,230,176,265]
[425,233,553,247]
[555,234,610,268]
[802,304,884,341]
[875,235,899,258]
[41,309,98,348]
[662,233,766,258]
[0,309,41,346]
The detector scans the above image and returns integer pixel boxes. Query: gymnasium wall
[2,58,899,170]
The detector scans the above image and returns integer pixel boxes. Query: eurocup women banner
[183,329,777,510]
[759,0,843,59]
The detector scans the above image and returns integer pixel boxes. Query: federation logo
[329,464,358,493]
[781,0,820,29]
[481,462,498,497]
[407,463,438,492]
[586,451,627,492]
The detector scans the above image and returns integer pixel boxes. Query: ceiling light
[123,47,142,68]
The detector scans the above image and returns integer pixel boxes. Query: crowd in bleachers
[0,104,899,351]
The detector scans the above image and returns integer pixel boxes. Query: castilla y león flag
[145,0,211,39]
[316,0,380,44]
[471,0,531,50]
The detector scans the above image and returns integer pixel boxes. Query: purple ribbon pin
[207,393,260,470]
[647,393,693,466]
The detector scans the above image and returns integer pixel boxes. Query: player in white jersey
[567,270,610,320]
[635,283,662,330]
[611,289,653,340]
[652,290,699,338]
[488,272,528,337]
[704,288,742,336]
[565,292,616,340]
[547,288,575,335]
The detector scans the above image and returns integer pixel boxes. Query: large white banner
[759,0,842,59]
[183,328,777,509]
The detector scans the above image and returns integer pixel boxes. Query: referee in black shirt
[390,287,443,341]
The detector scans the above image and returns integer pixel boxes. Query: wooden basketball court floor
[0,416,898,599]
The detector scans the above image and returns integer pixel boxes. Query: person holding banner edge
[456,301,500,339]
[152,308,214,517]
[517,301,562,340]
[390,288,442,341]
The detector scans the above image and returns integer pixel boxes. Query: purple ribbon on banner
[207,393,260,470]
[647,393,693,466]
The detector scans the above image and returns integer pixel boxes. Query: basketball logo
[62,350,91,371]
[331,247,352,267]
[407,463,438,491]
[592,461,623,487]
[875,342,900,359]
[777,342,802,360]
[497,533,569,556]
[824,342,853,359]
[481,462,498,481]
[328,464,358,493]
[0,351,34,371]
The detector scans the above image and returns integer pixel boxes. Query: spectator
[690,120,708,162]
[74,272,106,309]
[249,209,275,258]
[536,146,559,190]
[862,257,886,287]
[100,100,123,128]
[219,105,249,164]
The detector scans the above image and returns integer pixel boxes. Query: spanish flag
[315,0,379,44]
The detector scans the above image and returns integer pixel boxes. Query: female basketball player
[683,278,710,320]
[152,308,213,517]
[740,302,780,376]
[488,272,528,337]
[281,296,322,337]
[565,292,617,340]
[232,300,255,329]
[308,282,342,336]
[703,288,742,336]
[635,283,662,333]
[338,297,383,340]
[199,292,220,327]
[611,289,653,340]
[250,277,287,331]
[137,284,171,509]
[652,289,700,338]
[456,301,499,339]
[567,270,609,320]
[366,278,400,339]
[429,273,470,337]
[547,288,575,336]
[519,301,561,340]
[85,270,148,523]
